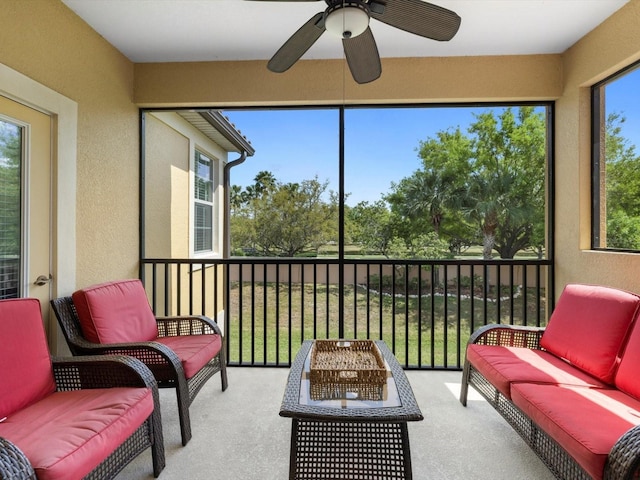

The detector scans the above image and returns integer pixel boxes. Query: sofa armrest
[52,355,158,391]
[468,324,545,350]
[605,424,640,479]
[0,437,35,480]
[156,315,223,337]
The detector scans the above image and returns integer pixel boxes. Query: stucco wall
[145,114,189,258]
[134,54,562,107]
[555,0,640,293]
[146,111,228,258]
[0,0,138,288]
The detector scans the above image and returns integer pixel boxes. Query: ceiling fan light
[325,5,369,39]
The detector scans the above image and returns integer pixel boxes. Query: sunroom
[1,1,640,479]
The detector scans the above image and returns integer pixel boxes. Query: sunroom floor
[117,367,555,480]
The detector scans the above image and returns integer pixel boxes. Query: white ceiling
[61,0,629,63]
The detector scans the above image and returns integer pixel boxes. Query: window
[0,119,21,298]
[194,150,215,253]
[592,61,640,251]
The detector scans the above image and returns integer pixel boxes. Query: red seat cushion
[0,387,153,480]
[511,383,640,480]
[467,344,607,399]
[0,298,56,419]
[615,319,640,400]
[156,334,222,379]
[72,279,158,343]
[539,284,640,384]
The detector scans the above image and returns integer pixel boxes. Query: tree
[462,172,510,259]
[230,171,280,254]
[463,107,546,258]
[0,121,21,258]
[252,170,277,197]
[386,232,451,260]
[603,112,640,249]
[230,173,338,256]
[387,107,546,259]
[387,170,449,235]
[230,184,244,213]
[386,128,477,254]
[347,200,398,257]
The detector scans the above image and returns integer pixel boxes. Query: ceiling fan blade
[267,12,325,73]
[342,27,381,84]
[369,0,461,41]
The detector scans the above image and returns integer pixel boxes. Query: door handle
[34,274,52,286]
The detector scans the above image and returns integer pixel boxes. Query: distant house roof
[178,110,255,157]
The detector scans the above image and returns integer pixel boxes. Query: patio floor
[117,368,555,480]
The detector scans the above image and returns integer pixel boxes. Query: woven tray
[309,340,386,400]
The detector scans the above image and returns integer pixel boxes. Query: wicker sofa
[460,283,640,480]
[0,298,165,480]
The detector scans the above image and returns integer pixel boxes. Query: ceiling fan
[254,0,461,84]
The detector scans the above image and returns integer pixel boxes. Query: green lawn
[226,282,546,368]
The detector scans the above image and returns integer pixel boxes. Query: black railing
[141,258,552,370]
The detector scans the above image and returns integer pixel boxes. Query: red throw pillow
[72,279,158,344]
[540,284,640,384]
[0,298,56,418]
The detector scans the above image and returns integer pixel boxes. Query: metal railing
[0,257,20,300]
[141,257,552,370]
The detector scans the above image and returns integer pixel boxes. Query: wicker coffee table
[280,340,423,480]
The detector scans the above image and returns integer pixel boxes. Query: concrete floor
[117,368,555,480]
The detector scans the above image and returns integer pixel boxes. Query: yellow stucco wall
[0,0,138,287]
[144,112,229,319]
[146,111,228,258]
[134,54,562,107]
[144,114,189,259]
[1,0,640,300]
[555,0,640,293]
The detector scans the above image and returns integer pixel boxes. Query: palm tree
[463,172,513,259]
[253,170,277,198]
[230,184,244,213]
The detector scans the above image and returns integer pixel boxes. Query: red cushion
[511,383,640,480]
[156,334,222,379]
[616,319,640,400]
[539,284,640,384]
[467,344,607,399]
[0,387,153,480]
[72,279,158,343]
[0,298,56,419]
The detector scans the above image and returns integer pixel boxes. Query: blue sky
[606,66,640,151]
[224,75,640,206]
[225,106,503,206]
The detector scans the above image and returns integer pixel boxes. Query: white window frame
[191,148,220,258]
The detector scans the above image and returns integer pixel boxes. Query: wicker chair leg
[150,409,166,477]
[459,360,471,406]
[219,350,229,392]
[176,389,192,446]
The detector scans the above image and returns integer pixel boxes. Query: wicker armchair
[51,279,228,446]
[0,297,164,480]
[1,356,165,480]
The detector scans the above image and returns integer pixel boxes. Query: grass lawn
[226,282,546,368]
